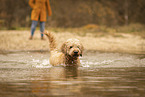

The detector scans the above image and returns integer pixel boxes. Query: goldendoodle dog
[44,31,84,66]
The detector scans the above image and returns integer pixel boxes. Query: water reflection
[0,67,145,97]
[50,66,79,79]
[31,66,81,96]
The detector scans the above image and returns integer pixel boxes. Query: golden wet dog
[44,31,84,66]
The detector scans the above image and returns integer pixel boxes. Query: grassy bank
[0,24,145,54]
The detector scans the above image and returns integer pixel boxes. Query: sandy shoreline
[0,30,145,54]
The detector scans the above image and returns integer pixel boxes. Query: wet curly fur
[44,31,84,66]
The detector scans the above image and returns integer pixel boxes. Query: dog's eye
[77,46,80,48]
[70,46,73,49]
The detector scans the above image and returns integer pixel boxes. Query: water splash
[81,59,114,67]
[32,59,52,68]
[31,59,115,68]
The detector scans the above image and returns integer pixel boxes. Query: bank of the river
[0,30,145,54]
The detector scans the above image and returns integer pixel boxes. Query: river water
[0,51,145,97]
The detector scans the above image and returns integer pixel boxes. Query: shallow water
[0,51,145,97]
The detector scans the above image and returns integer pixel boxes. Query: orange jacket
[29,0,52,22]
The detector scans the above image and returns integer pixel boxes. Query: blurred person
[29,0,52,40]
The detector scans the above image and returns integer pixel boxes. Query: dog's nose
[74,51,78,54]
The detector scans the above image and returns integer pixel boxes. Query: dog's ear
[61,42,67,54]
[80,43,84,57]
[80,43,84,51]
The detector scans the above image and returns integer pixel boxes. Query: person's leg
[40,21,45,40]
[29,20,38,39]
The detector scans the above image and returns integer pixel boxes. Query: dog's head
[61,39,84,57]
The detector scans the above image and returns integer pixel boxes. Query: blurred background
[0,0,145,29]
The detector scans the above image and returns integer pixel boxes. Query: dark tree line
[0,0,145,29]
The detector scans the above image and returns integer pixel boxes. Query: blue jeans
[30,20,45,37]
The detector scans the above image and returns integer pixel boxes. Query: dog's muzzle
[73,51,82,57]
[73,51,78,56]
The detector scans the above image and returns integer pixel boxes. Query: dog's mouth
[72,51,80,57]
[73,53,79,57]
[68,50,82,57]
